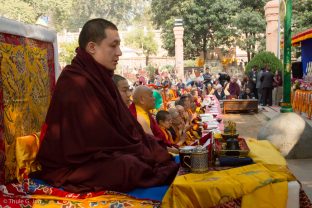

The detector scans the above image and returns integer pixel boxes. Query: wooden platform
[223,99,258,114]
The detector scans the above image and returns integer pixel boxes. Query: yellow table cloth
[163,138,295,208]
[162,163,294,208]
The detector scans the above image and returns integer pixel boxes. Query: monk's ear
[139,95,145,105]
[85,42,97,55]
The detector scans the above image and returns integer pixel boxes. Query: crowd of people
[132,64,283,108]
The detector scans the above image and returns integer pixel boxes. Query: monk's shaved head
[133,86,152,103]
[133,85,155,111]
[168,108,179,119]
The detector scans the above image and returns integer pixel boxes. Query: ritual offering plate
[215,138,250,157]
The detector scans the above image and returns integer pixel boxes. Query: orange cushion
[15,133,41,182]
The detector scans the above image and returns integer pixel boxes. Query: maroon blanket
[34,48,178,193]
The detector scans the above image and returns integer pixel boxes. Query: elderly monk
[179,94,197,124]
[168,108,186,146]
[112,74,132,106]
[129,85,168,145]
[175,104,191,132]
[33,18,178,193]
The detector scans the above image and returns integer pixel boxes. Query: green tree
[1,0,145,32]
[0,0,73,31]
[184,59,196,67]
[234,7,266,62]
[145,65,157,80]
[59,41,78,66]
[234,0,268,62]
[124,28,158,66]
[151,0,238,61]
[0,0,36,23]
[245,51,283,73]
[67,0,145,30]
[293,0,312,33]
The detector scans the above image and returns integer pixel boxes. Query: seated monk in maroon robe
[32,18,179,193]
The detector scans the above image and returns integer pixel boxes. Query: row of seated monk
[114,75,205,154]
[32,18,207,194]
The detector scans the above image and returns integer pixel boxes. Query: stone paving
[222,108,312,200]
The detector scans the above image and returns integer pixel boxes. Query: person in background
[273,70,283,106]
[260,67,274,106]
[176,79,185,95]
[168,85,179,101]
[242,76,255,97]
[205,83,214,95]
[256,67,264,104]
[214,84,226,100]
[249,66,258,98]
[203,67,212,86]
[112,74,132,106]
[228,77,240,98]
[239,87,255,99]
[162,76,171,87]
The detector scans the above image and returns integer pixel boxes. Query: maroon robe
[229,82,240,98]
[33,48,179,193]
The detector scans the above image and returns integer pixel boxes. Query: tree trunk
[203,37,208,64]
[247,50,251,62]
[246,33,251,62]
[145,54,149,66]
[251,33,256,59]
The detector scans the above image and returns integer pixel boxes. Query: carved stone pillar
[264,0,279,56]
[173,19,184,81]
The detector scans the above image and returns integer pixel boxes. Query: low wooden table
[223,99,258,114]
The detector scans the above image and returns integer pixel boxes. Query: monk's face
[142,89,155,110]
[183,97,191,110]
[117,79,131,106]
[160,114,172,129]
[176,106,186,120]
[92,28,122,70]
[171,112,183,129]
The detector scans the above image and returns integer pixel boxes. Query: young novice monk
[156,110,175,145]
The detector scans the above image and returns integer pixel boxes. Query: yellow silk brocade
[135,105,150,127]
[162,163,293,208]
[0,42,52,182]
[242,181,288,208]
[246,138,287,166]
